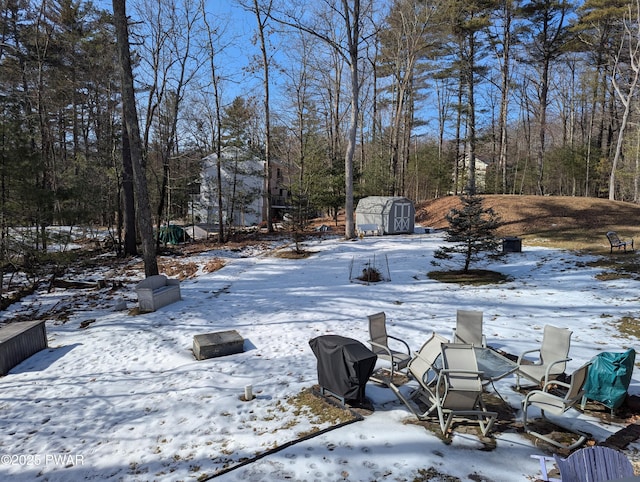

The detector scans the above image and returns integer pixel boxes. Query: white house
[195,146,265,227]
[193,146,294,227]
[454,154,489,193]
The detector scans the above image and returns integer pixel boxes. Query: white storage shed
[355,196,415,235]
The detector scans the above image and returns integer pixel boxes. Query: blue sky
[203,0,290,106]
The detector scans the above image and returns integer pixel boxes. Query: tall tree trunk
[252,0,274,232]
[343,0,359,240]
[523,0,569,196]
[112,0,158,277]
[199,0,225,243]
[584,66,602,197]
[610,0,640,201]
[635,126,640,203]
[497,0,512,194]
[121,121,137,256]
[466,34,477,196]
[537,57,550,196]
[454,72,463,195]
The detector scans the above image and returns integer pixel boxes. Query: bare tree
[242,0,275,232]
[283,33,313,185]
[610,0,640,201]
[133,0,202,241]
[270,0,376,239]
[112,0,158,276]
[156,0,201,238]
[199,0,227,242]
[341,0,364,239]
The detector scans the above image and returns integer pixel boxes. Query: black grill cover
[309,335,377,404]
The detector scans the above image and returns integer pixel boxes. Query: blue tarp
[583,348,636,410]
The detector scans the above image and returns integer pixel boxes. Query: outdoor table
[474,346,519,383]
[432,345,518,405]
[433,345,518,385]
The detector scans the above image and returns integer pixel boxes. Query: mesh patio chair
[434,343,497,437]
[516,325,572,389]
[367,312,411,385]
[452,309,486,347]
[522,362,592,450]
[389,332,448,419]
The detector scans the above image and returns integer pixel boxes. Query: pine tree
[434,195,502,272]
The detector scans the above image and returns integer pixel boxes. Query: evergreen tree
[434,195,502,272]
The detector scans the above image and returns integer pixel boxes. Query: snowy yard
[0,231,638,481]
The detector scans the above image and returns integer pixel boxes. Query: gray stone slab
[193,330,244,360]
[0,320,48,375]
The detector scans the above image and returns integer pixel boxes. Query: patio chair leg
[438,408,455,436]
[477,401,497,436]
[523,406,588,450]
[389,384,437,420]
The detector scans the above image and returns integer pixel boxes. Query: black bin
[309,335,377,406]
[502,236,522,253]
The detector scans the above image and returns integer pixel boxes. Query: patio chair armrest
[440,369,484,377]
[542,357,571,387]
[542,379,571,392]
[523,389,541,406]
[368,339,394,358]
[387,334,411,353]
[517,348,541,365]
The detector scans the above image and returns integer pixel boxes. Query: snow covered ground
[0,231,638,481]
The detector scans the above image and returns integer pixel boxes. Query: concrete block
[193,330,244,360]
[0,320,48,375]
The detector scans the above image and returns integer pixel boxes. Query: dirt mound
[312,194,640,242]
[311,195,640,249]
[416,195,640,238]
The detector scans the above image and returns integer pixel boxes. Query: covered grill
[309,335,377,406]
[583,348,636,412]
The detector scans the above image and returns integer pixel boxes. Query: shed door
[393,203,411,232]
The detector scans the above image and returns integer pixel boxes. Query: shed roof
[355,196,413,214]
